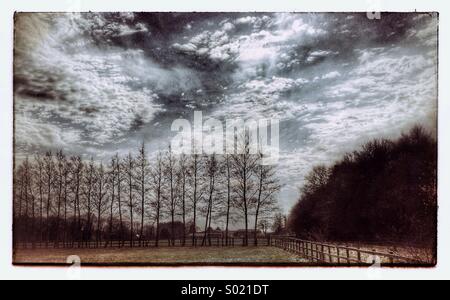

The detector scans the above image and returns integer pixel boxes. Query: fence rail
[270,237,428,265]
[15,237,272,249]
[16,236,429,265]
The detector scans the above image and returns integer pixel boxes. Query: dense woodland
[288,126,437,249]
[13,136,281,248]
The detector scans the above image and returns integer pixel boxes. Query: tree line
[13,135,281,248]
[288,126,437,249]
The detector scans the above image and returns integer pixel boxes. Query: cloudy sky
[14,13,438,211]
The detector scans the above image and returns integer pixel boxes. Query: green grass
[14,246,308,266]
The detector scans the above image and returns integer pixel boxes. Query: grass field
[14,247,308,266]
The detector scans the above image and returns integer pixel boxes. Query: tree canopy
[288,126,437,248]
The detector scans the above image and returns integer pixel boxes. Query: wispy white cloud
[15,14,164,147]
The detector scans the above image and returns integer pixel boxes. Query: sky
[14,13,438,212]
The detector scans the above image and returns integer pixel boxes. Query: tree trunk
[254,173,263,246]
[46,180,51,247]
[170,165,175,247]
[75,177,81,248]
[17,175,24,246]
[192,158,198,246]
[243,167,248,247]
[171,212,175,247]
[182,176,186,246]
[208,202,213,247]
[108,179,115,248]
[38,172,43,246]
[86,187,92,248]
[129,183,133,248]
[140,176,145,247]
[63,181,68,248]
[72,189,77,248]
[97,210,101,248]
[24,178,29,246]
[254,206,260,246]
[118,190,123,247]
[55,175,63,248]
[117,169,124,247]
[155,189,161,247]
[31,194,36,248]
[202,199,211,246]
[225,158,231,246]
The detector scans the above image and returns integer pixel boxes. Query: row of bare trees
[14,138,281,248]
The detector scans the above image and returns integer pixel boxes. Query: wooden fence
[270,237,428,265]
[16,237,272,249]
[16,236,429,266]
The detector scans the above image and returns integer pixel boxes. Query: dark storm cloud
[14,12,438,210]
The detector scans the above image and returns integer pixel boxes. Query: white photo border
[0,0,448,280]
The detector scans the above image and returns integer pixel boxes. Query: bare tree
[177,154,189,246]
[83,158,96,246]
[62,156,72,247]
[253,153,281,245]
[55,151,66,248]
[231,133,259,246]
[43,152,54,246]
[21,158,34,246]
[113,154,125,247]
[70,156,83,247]
[258,219,270,237]
[17,165,25,220]
[34,154,45,245]
[150,152,164,247]
[202,154,219,246]
[136,142,150,246]
[224,154,233,246]
[93,163,109,247]
[14,164,25,245]
[164,146,178,246]
[272,213,286,235]
[107,156,117,248]
[188,153,204,246]
[12,144,283,249]
[26,158,36,249]
[124,153,136,247]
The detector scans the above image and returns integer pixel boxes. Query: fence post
[314,244,318,261]
[389,251,395,265]
[336,247,341,264]
[320,244,324,262]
